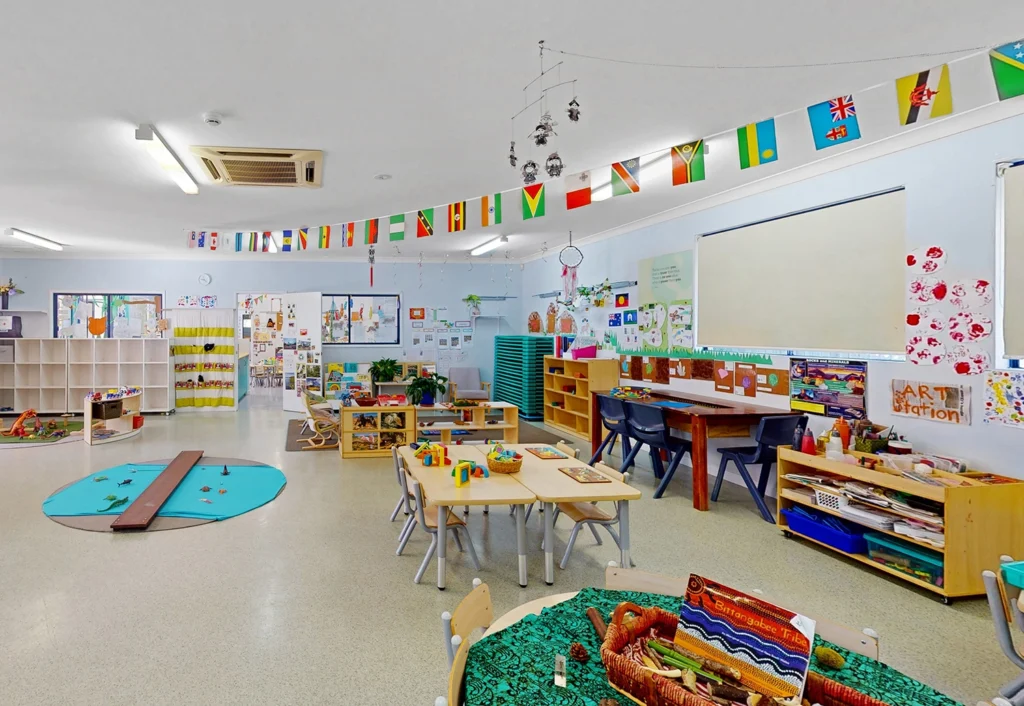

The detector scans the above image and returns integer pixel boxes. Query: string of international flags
[187,37,1024,254]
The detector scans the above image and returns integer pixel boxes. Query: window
[999,162,1024,367]
[321,294,400,345]
[53,293,163,338]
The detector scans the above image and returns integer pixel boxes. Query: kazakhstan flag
[737,119,778,170]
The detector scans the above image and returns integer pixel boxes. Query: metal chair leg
[560,523,585,569]
[588,523,604,545]
[734,458,776,523]
[415,534,438,584]
[711,454,731,502]
[460,527,481,570]
[453,528,464,553]
[390,495,404,522]
[397,517,417,556]
[653,448,687,499]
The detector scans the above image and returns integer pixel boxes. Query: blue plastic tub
[781,507,868,555]
[1004,560,1024,590]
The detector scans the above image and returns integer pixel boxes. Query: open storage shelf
[543,355,619,442]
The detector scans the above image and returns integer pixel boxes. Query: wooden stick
[586,607,607,640]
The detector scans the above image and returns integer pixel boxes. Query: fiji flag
[807,95,861,150]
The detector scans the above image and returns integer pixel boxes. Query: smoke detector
[203,112,223,127]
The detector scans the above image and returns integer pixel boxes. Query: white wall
[0,259,523,385]
[522,112,1024,476]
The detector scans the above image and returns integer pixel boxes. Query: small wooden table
[499,443,641,585]
[589,389,794,511]
[398,445,536,590]
[414,402,519,445]
[484,591,578,637]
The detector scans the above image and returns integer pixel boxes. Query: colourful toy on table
[487,444,523,463]
[413,441,452,466]
[452,460,488,485]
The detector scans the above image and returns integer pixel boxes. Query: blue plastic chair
[712,415,807,523]
[588,395,633,466]
[620,401,692,499]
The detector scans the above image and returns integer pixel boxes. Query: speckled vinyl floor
[0,393,1011,704]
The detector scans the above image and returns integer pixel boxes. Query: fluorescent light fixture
[134,124,199,195]
[4,227,64,251]
[471,235,508,256]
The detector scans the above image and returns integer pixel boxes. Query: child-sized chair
[547,462,636,569]
[441,578,492,666]
[409,480,481,584]
[711,414,806,523]
[620,402,692,499]
[589,394,633,466]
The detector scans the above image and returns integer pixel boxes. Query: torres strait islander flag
[565,171,592,210]
[365,218,379,245]
[521,183,546,219]
[480,193,502,226]
[417,208,434,237]
[611,157,640,196]
[807,95,861,150]
[737,119,778,169]
[389,214,405,241]
[895,65,953,125]
[671,140,706,185]
[990,39,1024,101]
[448,201,466,232]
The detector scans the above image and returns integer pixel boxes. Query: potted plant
[0,278,24,310]
[406,372,448,406]
[462,294,482,316]
[368,357,401,383]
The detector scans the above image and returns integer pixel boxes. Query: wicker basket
[600,602,887,706]
[854,437,889,454]
[486,456,523,474]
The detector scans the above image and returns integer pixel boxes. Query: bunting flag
[281,229,293,252]
[672,141,706,185]
[197,231,206,248]
[235,232,243,252]
[417,208,434,237]
[990,39,1024,101]
[565,171,591,210]
[737,120,778,170]
[896,65,953,125]
[389,214,405,241]
[448,201,466,232]
[522,183,546,219]
[611,157,640,196]
[344,222,355,247]
[365,218,379,245]
[480,193,502,226]
[318,225,331,249]
[248,232,259,252]
[188,230,198,248]
[261,231,272,253]
[209,232,219,251]
[298,228,308,251]
[807,95,861,150]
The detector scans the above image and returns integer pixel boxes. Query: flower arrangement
[0,278,23,308]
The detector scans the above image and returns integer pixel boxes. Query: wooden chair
[547,462,634,569]
[556,440,580,459]
[441,578,493,665]
[603,566,880,659]
[395,460,420,557]
[982,556,1024,705]
[409,480,480,584]
[445,635,470,706]
[301,392,340,450]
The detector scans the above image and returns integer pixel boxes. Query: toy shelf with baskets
[777,446,1024,602]
[340,404,417,459]
[543,355,619,441]
[413,402,519,446]
[83,390,143,445]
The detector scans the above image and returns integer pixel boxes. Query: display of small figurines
[508,140,517,168]
[94,476,108,482]
[545,152,564,178]
[567,97,581,122]
[521,159,539,185]
[200,485,211,492]
[529,112,557,146]
[117,479,133,487]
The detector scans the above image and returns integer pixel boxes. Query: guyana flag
[447,201,466,232]
[365,218,379,245]
[990,39,1024,101]
[522,184,545,220]
[672,140,705,185]
[417,208,434,237]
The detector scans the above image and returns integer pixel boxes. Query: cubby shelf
[542,355,620,442]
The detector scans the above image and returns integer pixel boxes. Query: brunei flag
[895,65,952,125]
[297,228,308,250]
[611,157,640,196]
[447,201,466,232]
[417,208,434,237]
[990,40,1024,101]
[522,184,545,220]
[365,218,379,245]
[672,140,706,185]
[318,225,331,249]
[737,120,778,170]
[389,214,405,241]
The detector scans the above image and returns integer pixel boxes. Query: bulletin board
[321,294,401,345]
[789,358,867,419]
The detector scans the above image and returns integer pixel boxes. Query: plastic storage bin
[781,507,867,554]
[865,532,944,587]
[1003,560,1024,590]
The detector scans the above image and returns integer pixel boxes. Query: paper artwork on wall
[669,359,692,379]
[653,358,670,385]
[947,344,990,376]
[713,361,734,393]
[948,278,993,310]
[545,303,557,334]
[906,335,946,366]
[905,307,946,333]
[619,355,632,380]
[199,295,217,309]
[177,295,199,308]
[907,276,947,305]
[756,367,789,395]
[906,246,947,274]
[691,359,715,381]
[891,379,971,425]
[409,307,425,320]
[734,362,757,398]
[984,371,1024,428]
[527,311,542,333]
[789,358,867,419]
[947,311,992,343]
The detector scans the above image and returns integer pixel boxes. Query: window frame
[52,292,164,338]
[321,293,402,346]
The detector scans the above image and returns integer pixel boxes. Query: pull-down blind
[1003,165,1024,357]
[696,190,906,353]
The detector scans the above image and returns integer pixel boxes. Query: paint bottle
[834,418,851,450]
[800,428,817,455]
[825,431,844,460]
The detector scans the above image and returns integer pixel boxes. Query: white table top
[484,592,578,637]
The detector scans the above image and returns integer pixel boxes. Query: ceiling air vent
[190,146,323,188]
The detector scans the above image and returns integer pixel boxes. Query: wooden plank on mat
[110,450,204,530]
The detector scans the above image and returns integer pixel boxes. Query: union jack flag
[829,95,856,122]
[825,125,849,141]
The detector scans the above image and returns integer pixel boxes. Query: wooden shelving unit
[543,355,620,442]
[777,447,1024,601]
[340,404,416,458]
[414,402,519,445]
[84,391,143,445]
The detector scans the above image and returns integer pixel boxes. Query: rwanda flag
[807,95,861,151]
[990,39,1024,101]
[737,119,778,169]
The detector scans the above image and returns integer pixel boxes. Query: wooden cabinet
[543,356,619,441]
[340,404,416,458]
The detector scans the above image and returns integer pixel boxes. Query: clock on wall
[198,273,212,286]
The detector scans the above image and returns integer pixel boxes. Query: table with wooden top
[498,443,641,586]
[397,445,536,590]
[589,388,796,511]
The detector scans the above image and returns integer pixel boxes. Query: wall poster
[789,358,867,419]
[890,379,971,425]
[984,371,1024,428]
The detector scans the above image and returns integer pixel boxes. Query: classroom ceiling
[1,1,1023,261]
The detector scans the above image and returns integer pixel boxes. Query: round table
[484,592,577,637]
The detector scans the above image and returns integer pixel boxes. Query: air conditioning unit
[190,146,323,187]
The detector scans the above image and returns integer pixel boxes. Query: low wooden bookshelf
[542,355,619,442]
[777,446,1024,602]
[340,404,416,459]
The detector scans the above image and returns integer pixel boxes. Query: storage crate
[865,532,944,587]
[91,399,123,421]
[1003,560,1024,590]
[781,507,867,554]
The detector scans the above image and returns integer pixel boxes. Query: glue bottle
[825,430,844,460]
[800,428,817,455]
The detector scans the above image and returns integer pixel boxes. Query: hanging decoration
[545,152,564,178]
[508,141,517,168]
[368,246,375,287]
[559,231,584,305]
[521,159,539,184]
[567,94,581,122]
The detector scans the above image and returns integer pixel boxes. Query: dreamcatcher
[560,231,583,302]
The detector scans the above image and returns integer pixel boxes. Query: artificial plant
[368,357,401,383]
[406,372,448,405]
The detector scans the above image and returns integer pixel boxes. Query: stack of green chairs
[493,336,553,419]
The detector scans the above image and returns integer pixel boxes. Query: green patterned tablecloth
[464,587,961,706]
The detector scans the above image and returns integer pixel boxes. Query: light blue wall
[523,113,1024,475]
[0,259,522,385]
